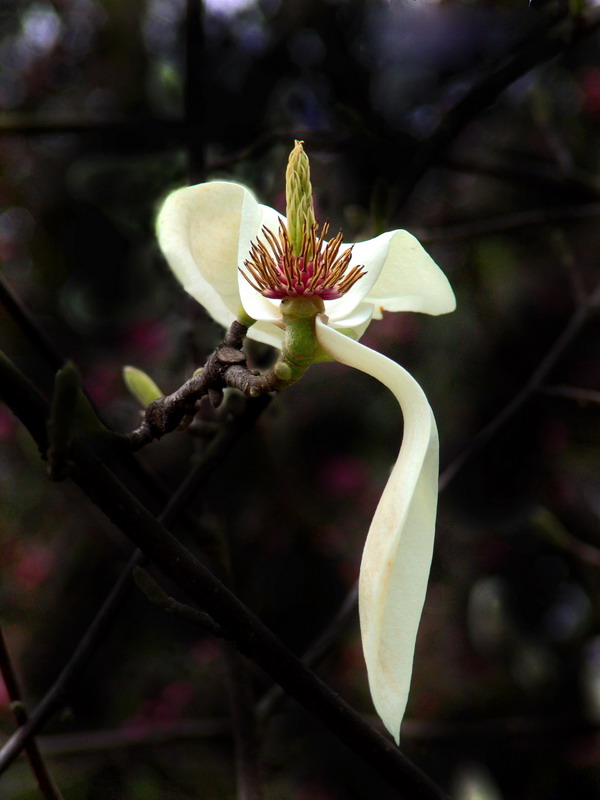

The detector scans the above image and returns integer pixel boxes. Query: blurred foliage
[2,0,600,798]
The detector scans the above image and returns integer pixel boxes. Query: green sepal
[133,565,170,606]
[272,296,324,387]
[236,309,255,328]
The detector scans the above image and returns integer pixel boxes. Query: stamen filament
[241,220,366,302]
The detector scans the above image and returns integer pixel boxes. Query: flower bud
[123,366,163,408]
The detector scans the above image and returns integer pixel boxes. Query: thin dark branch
[33,719,230,756]
[0,549,144,773]
[445,153,600,197]
[258,583,359,722]
[0,629,64,800]
[133,566,229,639]
[540,384,600,405]
[439,283,600,491]
[392,7,600,213]
[0,273,180,515]
[414,203,600,243]
[28,710,600,759]
[550,228,590,306]
[0,351,449,800]
[0,115,186,148]
[223,643,263,800]
[532,508,600,568]
[0,275,64,371]
[0,386,269,774]
[219,526,263,800]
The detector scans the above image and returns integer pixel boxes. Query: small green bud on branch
[47,361,80,480]
[123,366,164,408]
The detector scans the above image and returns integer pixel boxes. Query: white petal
[365,230,456,316]
[325,231,400,322]
[245,319,285,349]
[315,317,439,744]
[237,198,288,340]
[328,301,374,337]
[238,278,282,325]
[156,181,262,329]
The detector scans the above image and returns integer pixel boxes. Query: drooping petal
[156,181,259,329]
[364,230,456,318]
[315,317,439,744]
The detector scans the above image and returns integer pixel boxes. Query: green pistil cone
[285,140,315,258]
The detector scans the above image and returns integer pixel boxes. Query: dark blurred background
[3,0,600,797]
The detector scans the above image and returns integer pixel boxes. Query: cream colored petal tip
[365,229,456,317]
[315,318,440,744]
[156,181,262,329]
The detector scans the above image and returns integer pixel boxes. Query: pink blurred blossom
[83,362,119,407]
[0,407,16,440]
[320,456,366,498]
[298,782,338,800]
[123,679,196,731]
[580,68,600,117]
[12,544,54,591]
[122,319,169,360]
[0,679,10,710]
[362,311,419,350]
[190,638,221,667]
[539,418,569,455]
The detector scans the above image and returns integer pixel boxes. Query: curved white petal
[237,199,288,342]
[245,319,285,349]
[238,279,282,326]
[156,181,262,329]
[364,230,456,317]
[315,317,439,744]
[325,231,400,322]
[328,301,374,336]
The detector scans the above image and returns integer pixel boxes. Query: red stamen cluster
[241,221,365,301]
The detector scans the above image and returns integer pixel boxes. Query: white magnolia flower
[156,172,455,744]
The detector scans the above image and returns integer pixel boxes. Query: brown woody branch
[123,321,286,450]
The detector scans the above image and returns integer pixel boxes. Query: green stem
[272,296,323,387]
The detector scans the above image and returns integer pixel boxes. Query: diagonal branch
[439,282,600,491]
[0,351,449,800]
[392,7,600,213]
[0,629,65,800]
[0,389,269,774]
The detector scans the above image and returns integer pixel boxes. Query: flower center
[241,220,365,301]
